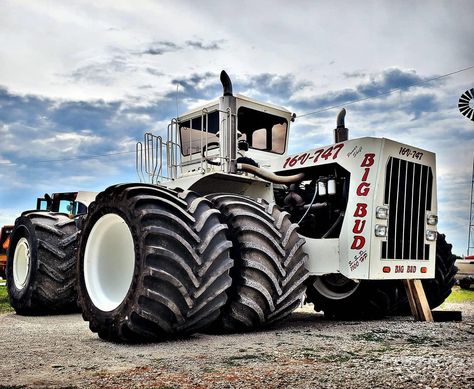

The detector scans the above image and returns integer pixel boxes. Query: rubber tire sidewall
[306,276,399,320]
[6,217,39,313]
[77,203,140,338]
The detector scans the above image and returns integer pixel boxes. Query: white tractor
[73,71,456,341]
[8,71,455,340]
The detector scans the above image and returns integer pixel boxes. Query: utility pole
[468,154,474,256]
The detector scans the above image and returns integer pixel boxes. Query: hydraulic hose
[321,212,344,238]
[237,163,305,184]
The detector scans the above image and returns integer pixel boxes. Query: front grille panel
[382,157,433,260]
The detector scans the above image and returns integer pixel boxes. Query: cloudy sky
[0,0,473,255]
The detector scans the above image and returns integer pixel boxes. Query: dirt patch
[0,303,472,389]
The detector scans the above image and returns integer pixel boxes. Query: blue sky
[0,0,473,255]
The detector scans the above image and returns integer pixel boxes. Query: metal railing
[136,108,235,183]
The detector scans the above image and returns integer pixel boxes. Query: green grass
[222,353,272,367]
[445,286,474,303]
[352,329,391,342]
[0,285,13,314]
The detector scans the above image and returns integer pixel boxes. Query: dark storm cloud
[356,68,436,96]
[185,40,222,50]
[69,56,131,84]
[0,87,140,160]
[159,68,443,123]
[143,41,179,55]
[343,71,367,79]
[290,68,444,120]
[169,72,220,101]
[0,87,51,126]
[0,67,450,171]
[50,100,120,132]
[238,73,312,103]
[143,39,223,56]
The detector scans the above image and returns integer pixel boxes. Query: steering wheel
[202,142,221,166]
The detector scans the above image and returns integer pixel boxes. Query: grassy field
[0,284,13,314]
[445,285,474,303]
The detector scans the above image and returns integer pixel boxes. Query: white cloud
[0,0,473,257]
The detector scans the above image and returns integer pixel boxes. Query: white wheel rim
[13,237,30,290]
[84,213,135,312]
[313,274,360,300]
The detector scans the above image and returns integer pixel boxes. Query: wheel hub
[313,274,360,300]
[84,213,135,312]
[13,237,30,290]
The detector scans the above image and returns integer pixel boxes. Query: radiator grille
[382,157,433,260]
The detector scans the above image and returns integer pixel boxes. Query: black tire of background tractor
[6,212,79,315]
[305,275,401,320]
[459,278,472,290]
[76,184,233,343]
[389,233,458,314]
[208,194,309,332]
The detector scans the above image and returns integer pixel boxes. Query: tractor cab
[136,74,293,184]
[177,95,292,171]
[36,191,96,216]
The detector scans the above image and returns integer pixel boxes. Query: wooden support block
[432,310,462,322]
[403,279,420,320]
[403,279,433,322]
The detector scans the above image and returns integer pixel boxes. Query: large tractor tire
[305,274,400,319]
[390,233,457,314]
[6,212,79,315]
[306,233,457,319]
[76,184,233,342]
[208,194,309,332]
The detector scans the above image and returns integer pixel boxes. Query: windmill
[459,88,474,122]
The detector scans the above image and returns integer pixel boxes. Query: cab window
[58,200,75,214]
[237,107,287,154]
[179,111,219,156]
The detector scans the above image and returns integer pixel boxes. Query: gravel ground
[0,302,472,389]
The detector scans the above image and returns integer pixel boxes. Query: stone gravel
[0,301,472,389]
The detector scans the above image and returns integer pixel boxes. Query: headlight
[426,230,437,241]
[375,224,388,237]
[376,206,389,219]
[427,214,438,225]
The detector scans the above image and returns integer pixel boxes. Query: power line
[0,149,135,166]
[297,64,474,118]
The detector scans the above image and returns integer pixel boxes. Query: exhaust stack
[219,70,237,172]
[220,70,233,96]
[334,108,349,143]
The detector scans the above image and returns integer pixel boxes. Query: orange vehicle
[0,225,14,278]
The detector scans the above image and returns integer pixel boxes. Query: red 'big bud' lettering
[354,203,367,217]
[350,153,376,257]
[351,236,366,250]
[361,167,370,181]
[352,219,366,234]
[356,182,370,196]
[361,153,375,167]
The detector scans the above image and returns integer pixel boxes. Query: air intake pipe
[237,163,305,184]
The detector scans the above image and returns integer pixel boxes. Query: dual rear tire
[207,194,309,332]
[77,187,309,341]
[77,184,234,342]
